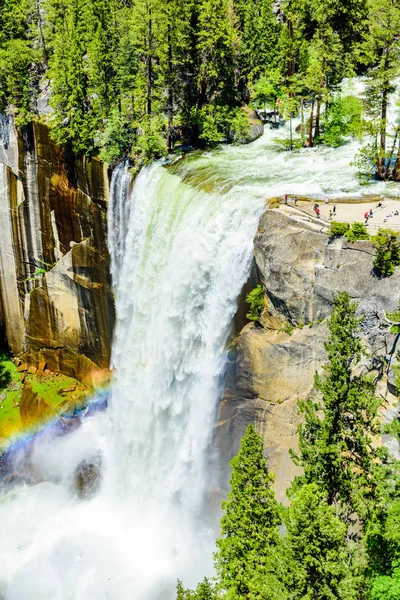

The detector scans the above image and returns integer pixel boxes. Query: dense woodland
[1,0,400,178]
[179,293,400,600]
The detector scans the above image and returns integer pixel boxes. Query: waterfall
[0,99,395,598]
[0,158,265,600]
[107,161,264,500]
[108,161,133,288]
[104,161,266,592]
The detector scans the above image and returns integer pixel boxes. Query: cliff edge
[218,207,400,501]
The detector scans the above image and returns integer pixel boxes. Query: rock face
[219,208,400,502]
[0,114,114,383]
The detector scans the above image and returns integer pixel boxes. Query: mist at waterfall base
[0,102,399,599]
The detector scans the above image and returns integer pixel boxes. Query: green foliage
[345,222,370,242]
[245,284,264,322]
[214,424,281,598]
[322,95,363,147]
[182,105,250,145]
[352,142,380,184]
[372,229,400,277]
[0,39,38,122]
[284,484,362,600]
[250,69,282,112]
[283,321,294,335]
[370,568,400,600]
[328,221,350,238]
[386,301,400,335]
[100,109,135,164]
[133,116,168,164]
[176,578,215,600]
[0,353,11,390]
[291,292,384,521]
[367,500,400,599]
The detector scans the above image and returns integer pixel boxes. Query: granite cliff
[219,207,400,501]
[0,115,114,385]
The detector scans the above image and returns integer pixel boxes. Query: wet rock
[73,455,102,499]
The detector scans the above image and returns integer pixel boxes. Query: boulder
[73,455,102,498]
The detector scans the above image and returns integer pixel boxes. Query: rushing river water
[0,107,399,599]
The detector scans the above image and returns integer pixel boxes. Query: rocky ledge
[218,207,400,502]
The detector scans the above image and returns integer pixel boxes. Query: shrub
[182,105,250,145]
[373,229,400,277]
[322,95,363,147]
[328,221,350,238]
[345,222,370,242]
[283,321,294,335]
[132,115,167,164]
[99,108,134,164]
[246,285,265,322]
[0,353,11,389]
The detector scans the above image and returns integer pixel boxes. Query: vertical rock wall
[0,115,115,383]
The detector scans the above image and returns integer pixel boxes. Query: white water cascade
[1,87,400,598]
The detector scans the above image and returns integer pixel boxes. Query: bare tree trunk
[387,128,399,179]
[300,97,305,146]
[308,98,314,147]
[392,135,400,181]
[287,20,295,78]
[147,13,153,116]
[36,0,48,63]
[315,98,321,140]
[166,22,173,153]
[378,43,390,179]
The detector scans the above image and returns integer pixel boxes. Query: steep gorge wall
[219,208,400,501]
[0,115,114,383]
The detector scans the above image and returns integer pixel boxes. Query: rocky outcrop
[0,115,114,383]
[241,107,264,143]
[219,208,400,502]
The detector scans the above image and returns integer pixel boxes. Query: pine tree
[285,483,362,600]
[234,0,281,92]
[214,424,281,598]
[196,0,238,109]
[360,0,400,180]
[291,292,385,521]
[0,0,39,121]
[175,578,215,600]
